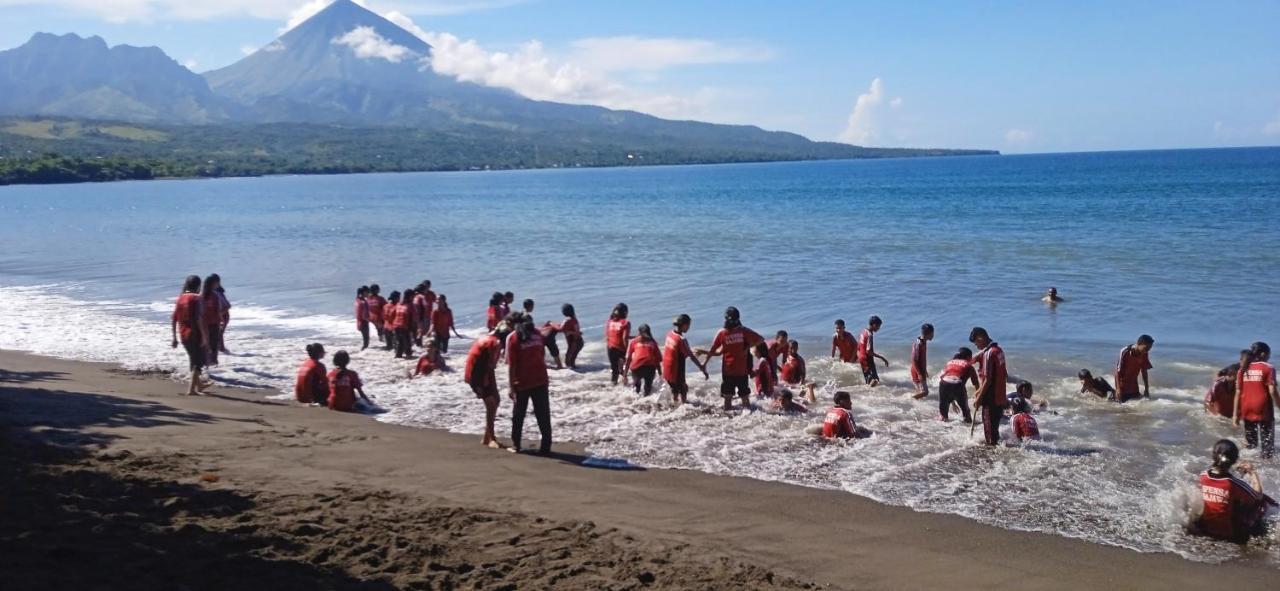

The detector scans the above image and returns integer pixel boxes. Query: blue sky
[2,0,1278,153]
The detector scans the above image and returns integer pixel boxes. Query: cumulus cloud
[1004,128,1034,145]
[567,36,773,73]
[1264,112,1280,137]
[332,25,416,62]
[181,58,198,70]
[0,0,526,23]
[838,78,901,145]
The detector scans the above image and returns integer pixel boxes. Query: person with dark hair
[559,304,583,370]
[1193,439,1268,542]
[295,343,328,405]
[367,284,388,348]
[412,284,430,347]
[751,342,776,398]
[501,292,514,318]
[1206,364,1239,419]
[465,320,512,448]
[858,316,889,386]
[1006,381,1046,413]
[822,391,866,439]
[606,303,632,386]
[911,323,934,399]
[770,389,809,414]
[430,294,462,354]
[522,298,535,322]
[780,340,817,403]
[700,306,765,410]
[200,274,223,367]
[1042,287,1064,304]
[767,329,789,381]
[1011,398,1041,442]
[1234,342,1278,459]
[383,291,402,353]
[170,275,206,396]
[938,347,979,422]
[403,287,419,349]
[355,286,371,350]
[486,292,505,331]
[1115,334,1155,401]
[969,327,1007,445]
[662,314,708,405]
[1077,369,1116,400]
[507,313,552,454]
[414,341,446,377]
[831,319,856,363]
[624,324,662,396]
[212,274,231,355]
[394,289,415,359]
[539,320,563,370]
[419,280,436,339]
[327,350,371,412]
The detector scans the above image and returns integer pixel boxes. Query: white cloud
[239,44,257,55]
[181,58,198,70]
[332,25,416,62]
[567,36,773,73]
[1004,128,1034,145]
[0,0,526,24]
[1264,112,1280,137]
[889,97,903,109]
[838,77,901,145]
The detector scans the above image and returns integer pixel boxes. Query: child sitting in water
[413,341,447,377]
[327,350,372,412]
[1077,369,1117,400]
[1205,364,1238,419]
[1011,398,1041,442]
[752,342,776,398]
[820,391,870,439]
[770,389,809,414]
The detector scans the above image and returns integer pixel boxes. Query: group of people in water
[169,277,1278,544]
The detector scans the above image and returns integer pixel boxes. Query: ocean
[1,147,1278,564]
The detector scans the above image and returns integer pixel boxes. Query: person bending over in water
[1042,287,1064,304]
[1115,334,1155,401]
[170,274,207,396]
[295,343,328,405]
[822,391,868,439]
[780,340,817,403]
[507,313,553,455]
[354,286,371,350]
[327,351,372,412]
[701,306,765,411]
[858,316,890,387]
[1077,369,1117,400]
[831,319,856,364]
[1006,381,1047,413]
[911,323,933,399]
[771,389,809,414]
[938,348,979,423]
[751,342,776,398]
[624,324,662,396]
[1234,342,1278,459]
[558,304,584,370]
[466,320,511,448]
[538,316,563,370]
[1011,398,1041,442]
[1193,439,1269,543]
[1206,364,1239,419]
[605,303,632,386]
[970,327,1008,446]
[662,314,708,405]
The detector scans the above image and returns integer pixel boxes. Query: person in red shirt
[822,391,867,439]
[1114,334,1155,402]
[393,289,415,359]
[430,294,462,354]
[412,287,430,347]
[354,286,371,351]
[662,314,708,405]
[507,313,552,454]
[414,341,447,377]
[779,340,817,403]
[767,330,789,381]
[418,280,436,340]
[910,323,933,399]
[294,343,328,405]
[213,275,232,355]
[858,316,890,387]
[486,292,505,331]
[559,304,584,370]
[751,342,775,398]
[466,321,511,448]
[830,319,856,363]
[624,324,663,396]
[1194,439,1268,543]
[605,303,632,386]
[327,350,372,412]
[938,347,979,422]
[1234,342,1279,459]
[383,291,402,355]
[198,274,223,368]
[170,274,206,396]
[1205,364,1239,420]
[700,306,765,411]
[969,327,1008,445]
[366,284,388,348]
[1011,398,1041,442]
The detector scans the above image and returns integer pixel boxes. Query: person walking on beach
[1234,342,1278,459]
[465,320,511,448]
[831,319,856,364]
[606,303,632,386]
[294,343,328,405]
[701,306,765,411]
[200,274,224,367]
[559,304,584,370]
[1115,334,1154,401]
[355,286,371,350]
[858,316,889,387]
[367,284,387,348]
[430,294,462,354]
[170,274,206,396]
[1077,369,1116,400]
[780,340,817,403]
[486,292,505,331]
[910,323,933,399]
[212,274,231,354]
[938,348,979,423]
[507,313,553,454]
[969,327,1008,445]
[624,324,662,396]
[327,350,372,412]
[662,314,708,405]
[1192,439,1269,543]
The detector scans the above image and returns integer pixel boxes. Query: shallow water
[1,148,1278,563]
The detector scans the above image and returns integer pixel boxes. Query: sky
[1,0,1278,153]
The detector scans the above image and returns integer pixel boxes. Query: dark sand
[2,350,1277,589]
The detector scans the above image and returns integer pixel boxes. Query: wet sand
[1,350,1276,589]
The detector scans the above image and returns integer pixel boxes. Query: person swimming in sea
[770,389,810,414]
[1010,398,1041,442]
[1205,364,1238,419]
[1077,369,1116,400]
[1042,287,1065,304]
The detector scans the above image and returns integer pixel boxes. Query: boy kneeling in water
[822,391,870,439]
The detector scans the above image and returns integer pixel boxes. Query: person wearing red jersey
[780,340,817,403]
[969,327,1008,445]
[211,274,232,355]
[822,391,867,439]
[559,304,584,370]
[700,306,765,411]
[938,348,979,422]
[1205,364,1239,419]
[412,287,430,347]
[170,275,206,396]
[624,324,663,396]
[466,321,511,448]
[486,292,505,331]
[767,330,789,380]
[366,284,388,348]
[830,319,856,363]
[403,288,419,348]
[501,292,515,318]
[910,324,934,399]
[198,274,224,368]
[662,314,708,405]
[507,313,553,454]
[1011,398,1041,442]
[1114,334,1155,402]
[430,294,462,354]
[858,316,890,387]
[327,350,372,412]
[382,291,402,356]
[751,342,776,398]
[394,289,415,359]
[418,280,436,339]
[1234,342,1279,459]
[414,341,447,377]
[605,303,632,386]
[1193,439,1268,543]
[294,343,328,405]
[353,286,371,351]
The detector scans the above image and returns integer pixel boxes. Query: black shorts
[861,362,879,384]
[1117,391,1141,403]
[544,337,560,357]
[181,338,205,371]
[720,375,750,398]
[667,379,688,395]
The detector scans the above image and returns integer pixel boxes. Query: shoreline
[3,349,1278,589]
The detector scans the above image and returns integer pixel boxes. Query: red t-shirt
[1012,413,1040,441]
[354,298,369,327]
[560,317,581,338]
[822,407,856,439]
[294,358,327,403]
[975,344,1008,407]
[1198,471,1264,541]
[753,356,774,394]
[832,331,856,363]
[416,356,437,377]
[910,338,928,383]
[392,303,411,330]
[662,330,695,383]
[413,293,429,326]
[172,293,202,342]
[201,293,222,328]
[506,332,549,391]
[431,308,453,336]
[1205,376,1235,418]
[465,334,502,389]
[626,338,661,370]
[486,305,502,330]
[857,328,874,366]
[606,319,631,350]
[1238,361,1277,422]
[940,359,977,385]
[381,302,400,330]
[781,354,806,385]
[367,295,385,324]
[327,369,362,412]
[1115,346,1152,394]
[767,338,788,375]
[712,326,764,377]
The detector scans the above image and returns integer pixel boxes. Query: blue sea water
[1,147,1278,563]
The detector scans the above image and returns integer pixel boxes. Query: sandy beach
[2,349,1277,590]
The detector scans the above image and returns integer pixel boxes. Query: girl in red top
[327,350,371,412]
[367,284,387,346]
[170,274,206,396]
[605,303,632,386]
[294,343,328,405]
[465,322,511,448]
[1234,342,1278,459]
[831,319,856,363]
[1194,439,1268,543]
[212,274,231,355]
[938,348,979,422]
[383,291,402,353]
[559,304,584,370]
[414,341,447,377]
[780,340,817,403]
[393,289,415,359]
[507,313,552,454]
[662,314,708,405]
[701,306,764,411]
[355,286,371,351]
[486,292,505,331]
[1205,364,1238,419]
[199,274,223,367]
[430,294,462,354]
[751,342,775,398]
[412,287,430,347]
[625,324,663,396]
